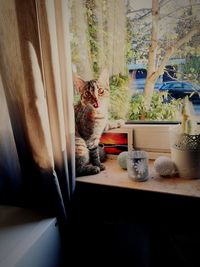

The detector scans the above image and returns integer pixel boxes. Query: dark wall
[70,182,200,267]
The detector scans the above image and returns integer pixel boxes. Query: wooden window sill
[76,159,200,198]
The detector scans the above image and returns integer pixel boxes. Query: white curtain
[0,0,75,223]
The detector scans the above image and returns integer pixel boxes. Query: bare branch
[130,2,200,22]
[160,0,172,7]
[160,3,200,21]
[127,8,151,14]
[156,26,200,79]
[146,0,160,76]
[144,0,160,103]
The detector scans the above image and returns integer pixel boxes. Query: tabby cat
[74,69,124,177]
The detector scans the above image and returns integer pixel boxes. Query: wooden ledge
[76,159,200,198]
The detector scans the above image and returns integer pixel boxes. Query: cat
[74,69,124,177]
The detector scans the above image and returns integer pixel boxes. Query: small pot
[169,127,200,179]
[171,147,200,179]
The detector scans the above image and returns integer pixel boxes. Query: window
[70,0,200,123]
[69,0,200,154]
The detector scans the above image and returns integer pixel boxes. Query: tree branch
[160,3,200,21]
[156,26,200,80]
[127,8,151,14]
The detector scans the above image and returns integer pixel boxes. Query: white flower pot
[169,126,200,179]
[171,147,200,179]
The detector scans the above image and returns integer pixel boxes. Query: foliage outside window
[109,74,131,121]
[128,92,182,121]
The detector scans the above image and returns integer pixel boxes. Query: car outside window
[172,83,181,89]
[135,69,147,79]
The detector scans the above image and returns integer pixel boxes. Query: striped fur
[74,72,110,176]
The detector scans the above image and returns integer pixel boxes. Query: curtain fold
[0,0,75,225]
[0,74,23,203]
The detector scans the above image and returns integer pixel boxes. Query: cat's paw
[116,119,125,128]
[92,163,105,171]
[90,166,101,174]
[99,163,106,171]
[76,165,101,176]
[105,119,125,130]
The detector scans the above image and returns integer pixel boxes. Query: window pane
[136,69,147,79]
[69,0,200,121]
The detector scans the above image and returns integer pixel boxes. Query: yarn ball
[117,151,128,170]
[154,156,176,177]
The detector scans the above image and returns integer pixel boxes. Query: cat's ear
[73,75,86,93]
[97,69,109,88]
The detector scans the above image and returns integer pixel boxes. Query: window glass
[171,83,183,89]
[135,69,147,79]
[69,0,200,121]
[183,83,192,90]
[163,65,177,82]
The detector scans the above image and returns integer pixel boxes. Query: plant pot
[171,147,200,179]
[169,126,200,179]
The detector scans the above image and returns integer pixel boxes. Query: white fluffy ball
[154,156,176,177]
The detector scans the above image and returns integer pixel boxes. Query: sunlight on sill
[76,158,200,198]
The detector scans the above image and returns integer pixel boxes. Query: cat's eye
[84,91,90,97]
[98,88,104,95]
